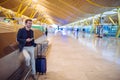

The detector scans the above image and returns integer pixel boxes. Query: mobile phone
[31,38,33,40]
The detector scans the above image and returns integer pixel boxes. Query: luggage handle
[36,43,41,56]
[37,43,45,58]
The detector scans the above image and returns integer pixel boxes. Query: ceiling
[0,0,120,25]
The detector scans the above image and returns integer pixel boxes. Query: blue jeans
[22,46,36,74]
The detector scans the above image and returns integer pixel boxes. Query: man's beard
[27,26,31,29]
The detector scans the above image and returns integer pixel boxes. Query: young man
[17,19,37,80]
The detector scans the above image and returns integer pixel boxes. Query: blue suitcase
[36,43,47,75]
[36,57,47,75]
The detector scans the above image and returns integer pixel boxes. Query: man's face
[26,21,32,29]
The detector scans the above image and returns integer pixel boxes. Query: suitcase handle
[37,44,42,57]
[37,44,46,58]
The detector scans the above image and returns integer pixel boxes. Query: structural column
[116,8,120,37]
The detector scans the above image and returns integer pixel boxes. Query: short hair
[25,19,32,24]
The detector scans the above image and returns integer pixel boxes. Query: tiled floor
[38,32,120,80]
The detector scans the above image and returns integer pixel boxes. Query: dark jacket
[17,27,36,52]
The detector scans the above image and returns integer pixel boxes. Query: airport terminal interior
[0,0,120,80]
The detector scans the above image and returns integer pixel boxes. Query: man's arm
[17,29,26,43]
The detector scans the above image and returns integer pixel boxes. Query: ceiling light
[32,0,37,2]
[104,11,117,15]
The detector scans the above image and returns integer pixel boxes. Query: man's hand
[26,38,32,42]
